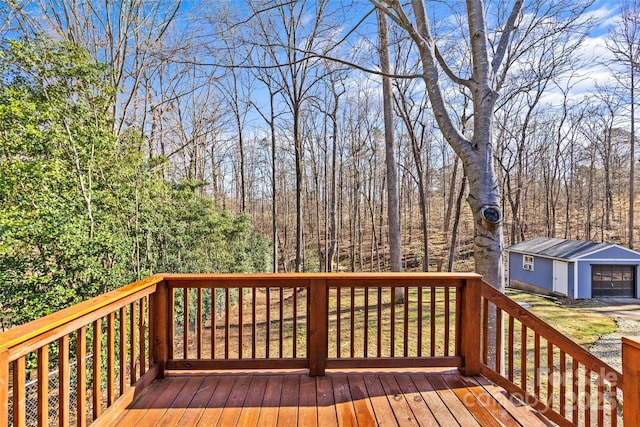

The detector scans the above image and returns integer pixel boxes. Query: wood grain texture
[97,370,559,427]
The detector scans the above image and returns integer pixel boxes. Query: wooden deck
[102,369,552,427]
[3,273,636,426]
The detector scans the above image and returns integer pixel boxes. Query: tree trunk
[294,113,304,272]
[448,175,467,272]
[630,69,635,249]
[378,10,403,302]
[327,88,340,272]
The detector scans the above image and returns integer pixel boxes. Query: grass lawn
[505,289,616,349]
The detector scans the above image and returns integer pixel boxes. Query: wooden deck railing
[1,272,639,427]
[479,282,636,427]
[161,273,479,376]
[0,275,163,427]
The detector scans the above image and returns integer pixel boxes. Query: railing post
[622,337,640,427]
[0,350,8,427]
[459,277,481,376]
[151,280,170,379]
[308,279,328,376]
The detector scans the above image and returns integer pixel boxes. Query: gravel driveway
[587,299,640,372]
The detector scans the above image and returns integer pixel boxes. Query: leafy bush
[0,38,270,328]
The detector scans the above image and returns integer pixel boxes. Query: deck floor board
[393,374,439,427]
[107,369,554,426]
[276,374,300,427]
[176,376,221,426]
[363,373,399,427]
[256,375,284,427]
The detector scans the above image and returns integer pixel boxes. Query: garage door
[592,265,636,297]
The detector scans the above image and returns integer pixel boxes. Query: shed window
[523,255,534,271]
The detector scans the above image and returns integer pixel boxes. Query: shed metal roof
[506,237,612,260]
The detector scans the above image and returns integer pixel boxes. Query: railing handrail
[162,271,482,283]
[0,274,164,356]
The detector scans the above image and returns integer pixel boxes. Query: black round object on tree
[480,205,503,224]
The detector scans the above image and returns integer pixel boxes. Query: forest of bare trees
[3,0,639,280]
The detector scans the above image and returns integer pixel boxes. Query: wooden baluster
[182,289,188,359]
[430,286,436,357]
[597,373,604,426]
[482,298,489,364]
[278,287,283,358]
[169,288,175,360]
[403,286,409,357]
[417,286,423,357]
[211,288,219,359]
[130,301,138,383]
[13,355,26,427]
[377,287,382,358]
[364,287,369,358]
[77,327,87,427]
[139,297,146,374]
[444,286,450,356]
[196,288,202,360]
[336,287,341,359]
[93,319,102,419]
[292,286,298,358]
[1,351,11,427]
[507,316,514,382]
[610,384,618,427]
[107,313,115,405]
[119,307,126,395]
[266,287,270,358]
[236,288,241,359]
[390,287,396,358]
[59,335,70,427]
[252,287,257,359]
[521,324,527,391]
[572,361,579,424]
[534,333,540,398]
[584,368,591,426]
[225,288,230,360]
[455,287,462,357]
[350,287,355,358]
[37,345,48,427]
[546,341,553,410]
[495,307,502,372]
[559,351,566,418]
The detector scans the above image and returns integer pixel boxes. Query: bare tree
[252,58,284,272]
[17,0,185,135]
[373,0,593,289]
[250,0,333,272]
[371,0,522,289]
[391,42,435,272]
[216,27,254,212]
[607,0,640,249]
[377,11,403,303]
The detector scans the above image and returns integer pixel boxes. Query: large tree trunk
[376,0,522,367]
